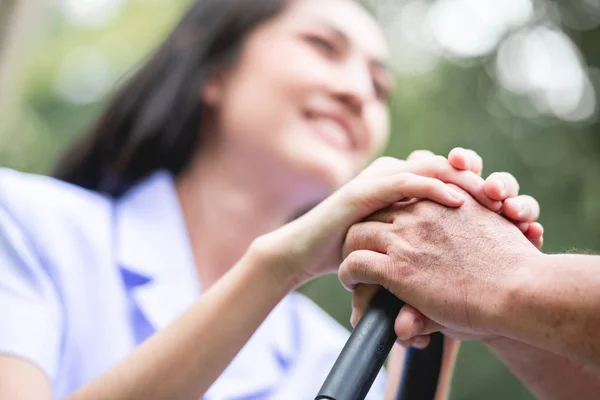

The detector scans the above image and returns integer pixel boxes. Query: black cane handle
[315,288,444,400]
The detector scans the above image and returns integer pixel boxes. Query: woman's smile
[304,109,356,152]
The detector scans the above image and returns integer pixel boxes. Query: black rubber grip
[315,289,445,400]
[315,289,404,400]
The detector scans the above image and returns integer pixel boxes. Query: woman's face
[205,0,393,192]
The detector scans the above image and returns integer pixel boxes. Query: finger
[394,305,425,340]
[354,173,467,213]
[360,156,500,212]
[350,283,381,327]
[448,147,483,175]
[530,235,543,249]
[525,222,544,249]
[396,335,431,349]
[484,172,520,201]
[526,222,544,238]
[516,222,543,247]
[395,305,444,339]
[332,171,466,233]
[361,201,417,224]
[502,195,540,223]
[407,158,501,212]
[407,149,436,161]
[359,156,407,179]
[516,222,530,233]
[339,250,392,291]
[343,221,391,259]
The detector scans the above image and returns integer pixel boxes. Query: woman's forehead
[278,0,389,63]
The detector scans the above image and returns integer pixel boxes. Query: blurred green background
[1,0,599,398]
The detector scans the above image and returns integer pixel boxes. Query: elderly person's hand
[339,181,543,347]
[411,147,543,248]
[369,148,543,347]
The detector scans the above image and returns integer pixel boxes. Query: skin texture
[340,188,600,397]
[0,0,545,399]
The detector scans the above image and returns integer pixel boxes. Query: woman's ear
[200,68,229,106]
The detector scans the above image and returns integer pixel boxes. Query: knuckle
[433,155,448,165]
[500,171,516,181]
[467,149,483,162]
[465,148,479,156]
[430,155,451,177]
[343,226,361,257]
[488,171,502,180]
[408,150,436,160]
[522,194,537,205]
[393,172,411,186]
[344,223,390,256]
[344,251,368,274]
[372,156,399,169]
[498,171,518,185]
[412,199,439,214]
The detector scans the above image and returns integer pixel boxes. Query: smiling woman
[0,0,542,399]
[54,0,393,199]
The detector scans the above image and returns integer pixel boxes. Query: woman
[0,0,543,399]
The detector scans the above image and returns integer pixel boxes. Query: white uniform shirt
[0,168,386,399]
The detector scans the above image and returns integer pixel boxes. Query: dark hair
[53,0,290,197]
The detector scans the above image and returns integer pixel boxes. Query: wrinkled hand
[340,188,542,343]
[413,147,543,248]
[260,151,507,289]
[340,149,544,347]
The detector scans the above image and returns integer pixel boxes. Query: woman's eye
[374,82,392,103]
[307,36,336,55]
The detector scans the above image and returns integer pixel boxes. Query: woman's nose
[328,61,374,115]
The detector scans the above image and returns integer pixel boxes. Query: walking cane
[315,288,444,400]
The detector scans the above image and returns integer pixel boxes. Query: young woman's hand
[447,147,543,248]
[253,149,504,290]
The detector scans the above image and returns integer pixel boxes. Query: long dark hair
[53,0,289,197]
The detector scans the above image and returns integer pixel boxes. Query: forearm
[486,338,600,399]
[490,254,600,366]
[67,244,296,400]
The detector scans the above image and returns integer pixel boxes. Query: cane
[315,288,444,400]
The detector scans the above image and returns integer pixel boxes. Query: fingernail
[517,204,525,218]
[461,153,470,169]
[496,180,506,197]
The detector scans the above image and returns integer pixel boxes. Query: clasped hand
[338,149,544,348]
[259,146,542,348]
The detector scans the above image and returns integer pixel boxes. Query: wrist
[482,250,548,339]
[247,231,307,294]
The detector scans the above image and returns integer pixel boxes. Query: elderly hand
[413,147,543,248]
[340,188,542,341]
[258,148,511,290]
[339,150,544,347]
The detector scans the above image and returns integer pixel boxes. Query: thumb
[341,173,465,224]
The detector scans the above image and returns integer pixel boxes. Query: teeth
[314,118,351,149]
